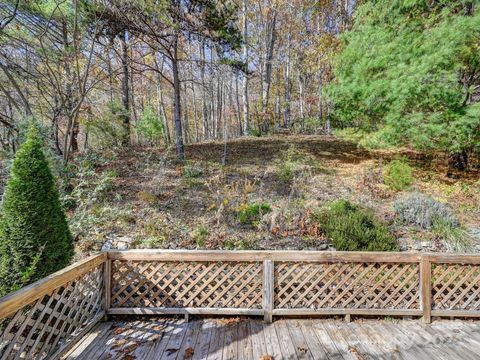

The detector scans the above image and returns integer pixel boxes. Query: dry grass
[64,135,479,254]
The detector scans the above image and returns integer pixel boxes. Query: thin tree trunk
[172,36,185,160]
[262,11,277,112]
[120,30,131,146]
[242,0,249,135]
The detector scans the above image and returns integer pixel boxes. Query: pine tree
[0,127,73,296]
[328,1,480,165]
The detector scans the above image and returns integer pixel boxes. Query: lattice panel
[432,264,480,311]
[275,262,420,310]
[110,260,263,309]
[0,265,104,360]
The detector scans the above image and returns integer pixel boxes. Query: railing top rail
[0,253,106,319]
[106,250,480,263]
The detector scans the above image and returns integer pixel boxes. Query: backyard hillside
[48,135,480,259]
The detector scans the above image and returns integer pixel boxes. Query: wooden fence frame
[1,250,480,357]
[0,253,107,359]
[104,250,480,324]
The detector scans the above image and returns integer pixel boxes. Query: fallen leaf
[184,347,194,358]
[297,346,308,353]
[112,339,128,349]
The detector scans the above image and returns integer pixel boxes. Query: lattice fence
[274,262,420,310]
[432,264,480,311]
[110,260,263,309]
[0,263,104,360]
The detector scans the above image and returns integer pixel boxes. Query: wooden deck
[62,317,480,360]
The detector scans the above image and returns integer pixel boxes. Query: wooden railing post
[104,258,111,315]
[420,255,432,324]
[263,259,274,323]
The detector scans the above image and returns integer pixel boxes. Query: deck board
[61,317,480,360]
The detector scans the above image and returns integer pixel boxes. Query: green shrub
[393,193,459,230]
[238,203,271,226]
[276,145,303,182]
[383,159,413,191]
[314,200,397,251]
[277,161,294,182]
[137,106,165,145]
[183,161,203,178]
[248,128,262,137]
[0,128,74,296]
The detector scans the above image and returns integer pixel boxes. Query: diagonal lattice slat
[274,262,420,310]
[110,260,263,309]
[432,264,480,311]
[0,265,104,360]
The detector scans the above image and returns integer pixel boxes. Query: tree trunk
[242,0,249,135]
[284,32,292,128]
[262,11,277,113]
[120,30,131,146]
[172,36,185,160]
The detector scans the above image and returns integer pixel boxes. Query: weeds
[238,203,272,226]
[192,225,209,248]
[383,158,413,191]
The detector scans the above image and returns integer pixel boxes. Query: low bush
[276,145,303,182]
[393,193,459,230]
[277,161,294,182]
[313,200,397,251]
[183,161,203,179]
[248,128,262,137]
[238,203,272,226]
[383,159,413,191]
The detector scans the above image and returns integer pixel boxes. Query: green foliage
[0,128,73,296]
[276,145,303,182]
[191,225,209,248]
[248,128,262,137]
[314,200,397,251]
[133,237,165,249]
[238,203,272,226]
[329,1,480,156]
[137,106,164,145]
[223,237,257,250]
[383,159,413,191]
[393,193,459,230]
[277,161,294,182]
[183,161,203,179]
[83,101,127,150]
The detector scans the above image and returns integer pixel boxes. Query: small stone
[101,239,113,251]
[420,241,431,248]
[399,244,408,251]
[412,243,423,251]
[113,235,134,250]
[328,246,337,251]
[319,244,329,251]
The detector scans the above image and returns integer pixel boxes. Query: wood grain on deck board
[62,317,480,360]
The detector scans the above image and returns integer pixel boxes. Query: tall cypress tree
[0,127,73,296]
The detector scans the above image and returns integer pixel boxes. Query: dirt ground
[60,135,479,258]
